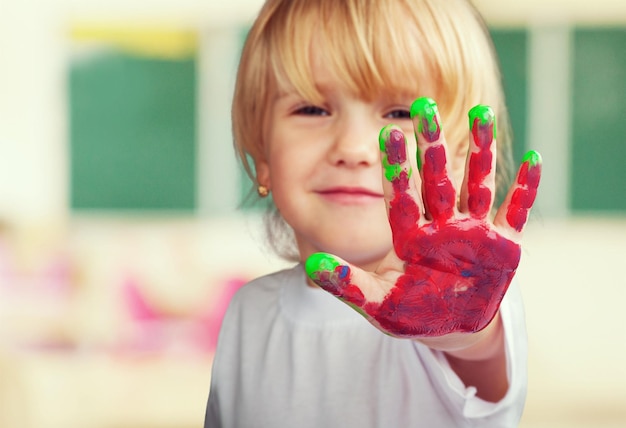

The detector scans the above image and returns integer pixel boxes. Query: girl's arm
[305,98,540,402]
[433,314,508,402]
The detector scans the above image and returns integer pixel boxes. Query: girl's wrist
[416,312,505,361]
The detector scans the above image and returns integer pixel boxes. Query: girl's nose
[327,117,379,167]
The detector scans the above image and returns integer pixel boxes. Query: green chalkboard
[69,51,196,211]
[572,28,626,212]
[491,29,528,165]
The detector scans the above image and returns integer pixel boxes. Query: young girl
[205,0,542,426]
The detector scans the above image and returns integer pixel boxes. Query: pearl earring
[257,185,270,197]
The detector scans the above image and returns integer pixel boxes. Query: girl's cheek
[449,144,468,187]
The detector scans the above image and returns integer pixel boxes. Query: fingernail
[468,104,496,148]
[522,150,542,167]
[410,97,440,143]
[506,150,542,232]
[518,150,542,189]
[379,125,409,181]
[379,125,406,163]
[305,253,345,280]
[305,253,352,296]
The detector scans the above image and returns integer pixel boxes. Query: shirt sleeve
[204,387,221,428]
[417,279,528,425]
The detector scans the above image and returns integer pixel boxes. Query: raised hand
[305,97,541,338]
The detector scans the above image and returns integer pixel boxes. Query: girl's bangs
[266,0,436,103]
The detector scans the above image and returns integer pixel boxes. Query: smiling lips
[317,187,384,204]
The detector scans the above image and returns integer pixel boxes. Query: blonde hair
[232,0,514,260]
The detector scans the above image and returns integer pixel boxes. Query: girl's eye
[384,109,411,120]
[293,105,330,116]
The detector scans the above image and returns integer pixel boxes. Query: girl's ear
[255,160,271,188]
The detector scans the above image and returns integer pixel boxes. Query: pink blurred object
[118,275,246,355]
[37,255,72,298]
[121,277,163,323]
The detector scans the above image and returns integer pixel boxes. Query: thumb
[304,253,387,311]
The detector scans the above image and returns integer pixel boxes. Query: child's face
[256,60,420,271]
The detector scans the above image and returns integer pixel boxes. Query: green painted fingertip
[468,104,494,125]
[468,104,496,138]
[410,97,437,120]
[379,124,410,181]
[522,150,542,167]
[410,97,440,142]
[305,252,340,279]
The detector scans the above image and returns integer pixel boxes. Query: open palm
[306,98,541,338]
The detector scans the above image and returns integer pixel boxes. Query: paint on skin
[306,221,522,337]
[379,125,407,164]
[388,169,421,240]
[506,150,542,232]
[422,145,455,221]
[408,98,456,221]
[468,104,497,143]
[410,97,441,143]
[371,221,521,336]
[379,125,410,182]
[305,253,365,307]
[379,124,421,237]
[467,105,495,217]
[410,97,440,172]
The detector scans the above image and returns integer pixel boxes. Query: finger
[459,104,497,219]
[305,252,392,311]
[379,124,423,239]
[410,97,457,223]
[494,150,542,236]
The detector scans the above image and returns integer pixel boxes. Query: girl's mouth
[317,187,384,204]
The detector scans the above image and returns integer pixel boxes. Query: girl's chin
[296,226,392,268]
[314,247,390,271]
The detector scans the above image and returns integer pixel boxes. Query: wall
[0,1,625,427]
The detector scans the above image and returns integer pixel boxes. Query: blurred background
[0,0,624,427]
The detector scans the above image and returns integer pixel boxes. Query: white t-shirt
[205,264,527,428]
